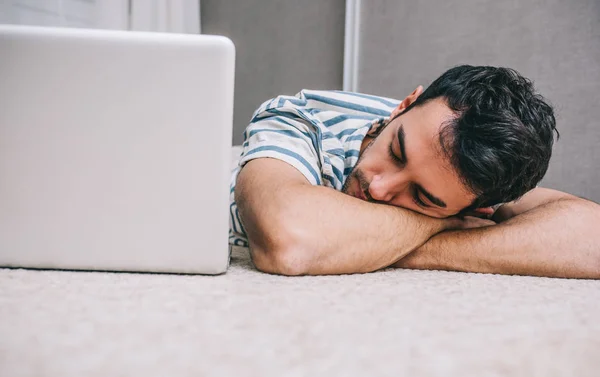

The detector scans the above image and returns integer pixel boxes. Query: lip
[354,181,367,201]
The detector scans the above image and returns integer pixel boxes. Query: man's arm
[236,158,467,276]
[491,187,578,222]
[393,194,600,279]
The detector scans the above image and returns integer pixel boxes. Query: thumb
[474,207,495,216]
[460,207,495,219]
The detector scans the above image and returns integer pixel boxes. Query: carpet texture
[1,246,599,377]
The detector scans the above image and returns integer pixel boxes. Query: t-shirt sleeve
[238,93,323,186]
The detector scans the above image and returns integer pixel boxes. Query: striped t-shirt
[229,89,400,248]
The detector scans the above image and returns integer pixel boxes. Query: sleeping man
[229,65,600,278]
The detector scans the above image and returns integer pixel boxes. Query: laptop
[0,25,234,274]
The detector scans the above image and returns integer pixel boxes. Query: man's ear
[389,85,424,119]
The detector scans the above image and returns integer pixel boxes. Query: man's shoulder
[254,90,400,118]
[296,90,400,115]
[299,89,400,105]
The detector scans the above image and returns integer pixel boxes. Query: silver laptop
[0,25,234,274]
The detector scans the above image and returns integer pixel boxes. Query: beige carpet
[1,245,599,377]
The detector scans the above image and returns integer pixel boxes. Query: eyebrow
[397,123,448,209]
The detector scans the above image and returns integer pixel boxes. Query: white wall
[0,0,129,29]
[0,0,200,33]
[130,0,199,33]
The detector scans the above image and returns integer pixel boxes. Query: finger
[461,211,490,219]
[474,207,495,215]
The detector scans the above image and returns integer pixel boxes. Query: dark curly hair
[403,65,559,211]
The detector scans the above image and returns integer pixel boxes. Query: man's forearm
[256,185,448,275]
[394,198,600,279]
[491,187,576,223]
[236,158,452,276]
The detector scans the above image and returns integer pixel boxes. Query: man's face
[342,91,476,218]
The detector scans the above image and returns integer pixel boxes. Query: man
[229,65,600,278]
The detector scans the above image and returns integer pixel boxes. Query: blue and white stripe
[229,89,399,248]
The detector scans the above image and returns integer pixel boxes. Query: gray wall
[201,0,346,145]
[357,0,600,201]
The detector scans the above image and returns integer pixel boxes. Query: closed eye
[388,142,404,165]
[412,185,429,208]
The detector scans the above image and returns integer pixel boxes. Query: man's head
[342,65,558,218]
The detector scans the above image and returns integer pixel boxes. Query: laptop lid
[0,25,234,274]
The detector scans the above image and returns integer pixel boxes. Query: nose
[368,174,402,203]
